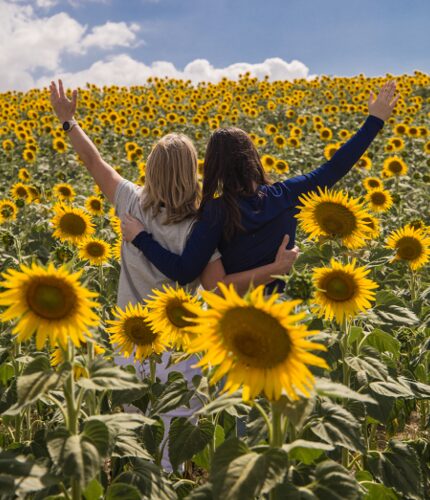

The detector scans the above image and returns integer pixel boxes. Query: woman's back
[115,179,199,308]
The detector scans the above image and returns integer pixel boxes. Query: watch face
[62,122,70,131]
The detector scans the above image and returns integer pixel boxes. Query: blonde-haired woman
[49,79,299,469]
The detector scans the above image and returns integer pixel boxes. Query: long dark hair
[200,127,271,240]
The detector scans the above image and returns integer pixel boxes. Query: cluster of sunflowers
[0,71,429,498]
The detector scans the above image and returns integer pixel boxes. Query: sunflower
[51,204,95,244]
[323,143,339,160]
[111,238,122,261]
[273,135,287,148]
[382,156,408,177]
[107,302,168,361]
[261,155,276,171]
[355,156,372,170]
[275,160,289,174]
[385,225,430,270]
[363,177,384,191]
[362,214,381,239]
[424,141,430,155]
[0,200,18,223]
[85,196,104,216]
[364,188,393,213]
[0,262,99,349]
[23,149,36,163]
[51,348,88,379]
[393,123,408,135]
[388,137,405,151]
[311,258,378,324]
[295,186,373,249]
[319,128,333,141]
[287,137,301,148]
[53,183,76,202]
[110,215,121,235]
[145,285,201,349]
[10,182,30,202]
[18,168,31,182]
[53,137,67,153]
[78,238,111,265]
[185,283,328,401]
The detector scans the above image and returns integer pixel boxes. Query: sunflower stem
[270,401,286,448]
[340,318,351,468]
[409,268,417,302]
[254,401,273,443]
[149,356,157,384]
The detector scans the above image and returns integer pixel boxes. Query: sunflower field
[0,71,430,500]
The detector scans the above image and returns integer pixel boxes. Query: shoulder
[260,182,289,198]
[114,179,142,213]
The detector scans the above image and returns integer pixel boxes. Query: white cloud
[35,54,314,89]
[0,0,142,91]
[0,0,315,91]
[78,21,141,53]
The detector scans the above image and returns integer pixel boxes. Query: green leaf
[150,377,192,416]
[141,417,165,457]
[211,447,289,500]
[77,358,143,391]
[210,438,249,476]
[105,483,141,500]
[193,424,225,470]
[309,401,365,452]
[373,292,419,327]
[83,478,104,500]
[347,326,364,346]
[195,391,249,417]
[168,418,214,471]
[283,440,334,465]
[345,356,388,381]
[315,378,376,403]
[369,379,414,399]
[310,460,361,499]
[0,363,14,385]
[113,458,176,500]
[82,420,110,457]
[47,428,101,488]
[4,356,64,415]
[361,482,398,500]
[363,329,400,358]
[365,440,424,500]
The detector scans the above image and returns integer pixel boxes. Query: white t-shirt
[114,179,219,309]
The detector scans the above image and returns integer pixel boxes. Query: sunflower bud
[284,269,315,301]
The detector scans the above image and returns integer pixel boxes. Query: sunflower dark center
[370,192,386,205]
[220,307,291,368]
[123,317,156,345]
[90,200,101,210]
[166,300,195,328]
[16,187,28,197]
[388,161,402,173]
[59,213,87,236]
[321,271,357,301]
[368,180,380,188]
[86,242,105,257]
[396,237,423,261]
[314,201,357,236]
[1,206,13,218]
[59,187,72,196]
[27,278,77,319]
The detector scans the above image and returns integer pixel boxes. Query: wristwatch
[62,119,78,132]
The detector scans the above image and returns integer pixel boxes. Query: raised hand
[49,79,78,123]
[121,213,145,242]
[368,80,400,121]
[273,235,300,274]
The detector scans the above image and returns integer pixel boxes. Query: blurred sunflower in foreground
[185,283,328,401]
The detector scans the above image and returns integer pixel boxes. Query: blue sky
[1,0,428,90]
[53,0,429,76]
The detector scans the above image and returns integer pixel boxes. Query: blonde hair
[141,133,201,224]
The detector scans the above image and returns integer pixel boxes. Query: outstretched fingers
[58,79,65,99]
[50,81,59,101]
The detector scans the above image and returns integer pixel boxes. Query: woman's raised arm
[281,80,400,204]
[49,79,123,204]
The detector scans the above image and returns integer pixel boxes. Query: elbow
[176,270,199,287]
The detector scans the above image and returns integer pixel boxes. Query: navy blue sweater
[132,114,384,292]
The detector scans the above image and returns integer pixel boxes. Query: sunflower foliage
[0,72,430,499]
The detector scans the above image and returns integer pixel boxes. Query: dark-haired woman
[122,81,399,293]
